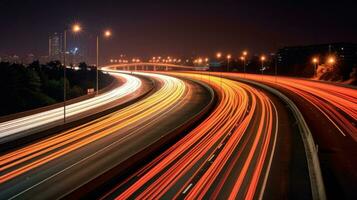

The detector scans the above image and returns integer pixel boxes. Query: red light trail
[106,72,279,199]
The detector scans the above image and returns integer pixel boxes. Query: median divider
[0,75,155,152]
[65,77,217,199]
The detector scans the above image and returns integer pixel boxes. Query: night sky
[0,0,356,63]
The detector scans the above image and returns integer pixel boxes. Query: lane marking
[208,154,215,162]
[182,183,193,194]
[258,99,279,200]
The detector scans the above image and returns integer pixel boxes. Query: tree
[78,62,88,71]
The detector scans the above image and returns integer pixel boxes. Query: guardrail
[238,79,326,200]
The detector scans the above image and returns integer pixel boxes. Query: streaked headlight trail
[106,72,278,199]
[225,73,357,141]
[0,73,141,140]
[0,72,186,188]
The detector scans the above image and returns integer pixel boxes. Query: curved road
[0,73,142,144]
[0,72,213,199]
[102,72,311,199]
[214,72,357,199]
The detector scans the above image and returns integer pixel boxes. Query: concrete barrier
[238,79,326,200]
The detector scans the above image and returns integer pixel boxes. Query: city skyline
[0,0,356,63]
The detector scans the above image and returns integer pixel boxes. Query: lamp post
[240,56,245,77]
[96,29,112,95]
[242,50,248,78]
[216,52,222,88]
[327,56,335,66]
[227,54,231,72]
[63,23,81,124]
[198,58,203,80]
[312,57,319,77]
[260,55,266,79]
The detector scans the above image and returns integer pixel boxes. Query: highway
[0,73,142,144]
[102,72,311,199]
[1,69,353,199]
[210,72,357,199]
[0,71,213,199]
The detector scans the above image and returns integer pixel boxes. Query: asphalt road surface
[220,73,357,199]
[0,73,142,144]
[101,72,311,199]
[0,72,213,199]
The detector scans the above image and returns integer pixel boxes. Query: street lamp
[240,56,246,76]
[227,54,231,72]
[104,30,111,37]
[198,58,203,64]
[327,56,335,65]
[312,57,319,77]
[72,24,81,33]
[63,23,82,123]
[243,50,248,57]
[216,52,223,87]
[242,51,248,77]
[261,55,266,76]
[96,29,112,95]
[216,52,222,59]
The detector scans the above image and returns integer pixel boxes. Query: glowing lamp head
[104,30,112,37]
[216,52,222,59]
[312,57,319,64]
[261,56,266,61]
[243,51,248,56]
[328,57,335,64]
[240,56,245,61]
[72,24,82,33]
[227,54,232,59]
[205,58,209,62]
[198,58,203,64]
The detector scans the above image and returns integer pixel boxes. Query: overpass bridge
[103,62,209,71]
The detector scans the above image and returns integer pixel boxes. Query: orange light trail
[220,73,357,141]
[109,72,278,199]
[0,73,187,185]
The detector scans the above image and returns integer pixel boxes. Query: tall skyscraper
[49,32,63,61]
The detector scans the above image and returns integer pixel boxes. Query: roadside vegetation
[0,61,113,116]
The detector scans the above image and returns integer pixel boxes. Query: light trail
[107,72,278,199]
[0,72,186,186]
[223,73,357,142]
[0,73,142,139]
